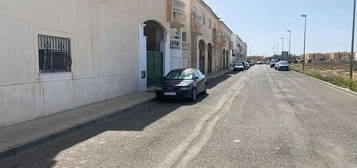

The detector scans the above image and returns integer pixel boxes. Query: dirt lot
[291,61,357,78]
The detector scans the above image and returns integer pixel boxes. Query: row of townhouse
[231,34,248,62]
[0,0,247,127]
[302,52,357,62]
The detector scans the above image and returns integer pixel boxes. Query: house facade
[189,0,221,74]
[232,34,248,62]
[0,0,242,127]
[218,21,233,70]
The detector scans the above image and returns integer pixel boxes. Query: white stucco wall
[0,0,146,127]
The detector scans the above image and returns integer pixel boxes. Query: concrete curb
[291,70,357,96]
[0,70,232,160]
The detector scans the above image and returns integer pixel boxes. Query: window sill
[39,72,73,82]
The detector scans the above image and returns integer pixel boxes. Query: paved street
[1,65,357,168]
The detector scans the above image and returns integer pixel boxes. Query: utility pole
[281,37,285,60]
[350,0,356,83]
[288,30,292,56]
[281,37,284,52]
[301,14,307,72]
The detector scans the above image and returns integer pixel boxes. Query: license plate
[164,92,176,96]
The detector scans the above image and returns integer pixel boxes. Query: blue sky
[204,0,355,56]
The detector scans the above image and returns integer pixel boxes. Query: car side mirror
[195,77,199,80]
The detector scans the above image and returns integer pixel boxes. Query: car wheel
[191,88,197,102]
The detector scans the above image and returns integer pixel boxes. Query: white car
[275,61,290,71]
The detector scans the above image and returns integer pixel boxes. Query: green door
[147,51,164,87]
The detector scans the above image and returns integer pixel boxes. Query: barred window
[38,35,72,73]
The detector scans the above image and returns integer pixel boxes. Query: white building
[231,34,247,61]
[0,0,188,127]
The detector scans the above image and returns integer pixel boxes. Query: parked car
[270,60,278,68]
[233,62,245,71]
[244,61,250,69]
[156,68,207,101]
[275,61,290,71]
[236,61,249,70]
[248,60,255,66]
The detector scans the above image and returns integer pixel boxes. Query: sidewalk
[0,69,232,160]
[207,69,232,80]
[0,92,155,159]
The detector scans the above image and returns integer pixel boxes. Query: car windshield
[166,69,194,80]
[235,63,243,66]
[279,61,289,65]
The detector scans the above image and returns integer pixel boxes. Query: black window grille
[38,35,72,73]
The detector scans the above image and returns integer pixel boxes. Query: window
[203,14,206,25]
[38,35,72,73]
[209,19,212,29]
[166,69,194,80]
[198,70,205,78]
[182,32,187,41]
[194,70,200,79]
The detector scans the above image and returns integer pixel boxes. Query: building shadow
[0,71,237,168]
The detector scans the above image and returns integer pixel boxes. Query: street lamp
[287,30,292,57]
[280,37,284,52]
[301,14,307,71]
[350,0,356,82]
[272,47,275,56]
[273,46,276,55]
[281,37,285,60]
[276,42,280,55]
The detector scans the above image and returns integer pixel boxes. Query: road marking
[158,74,250,168]
[233,140,241,143]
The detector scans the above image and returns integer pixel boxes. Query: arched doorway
[222,49,226,70]
[226,50,229,69]
[199,40,206,73]
[144,20,165,87]
[207,43,213,73]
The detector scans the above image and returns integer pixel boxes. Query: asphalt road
[1,65,357,168]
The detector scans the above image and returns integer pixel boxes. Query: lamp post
[281,37,285,60]
[276,42,280,56]
[273,46,276,56]
[280,37,284,52]
[350,0,356,83]
[287,30,292,57]
[301,14,307,71]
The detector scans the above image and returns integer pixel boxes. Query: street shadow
[0,71,236,168]
[207,70,240,89]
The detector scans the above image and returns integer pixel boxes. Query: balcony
[195,15,204,35]
[171,0,186,27]
[172,13,186,27]
[218,34,228,46]
[229,41,234,49]
[173,0,186,14]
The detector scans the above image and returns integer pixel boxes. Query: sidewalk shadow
[0,71,236,168]
[208,70,239,89]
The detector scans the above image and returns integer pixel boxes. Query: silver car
[275,61,290,71]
